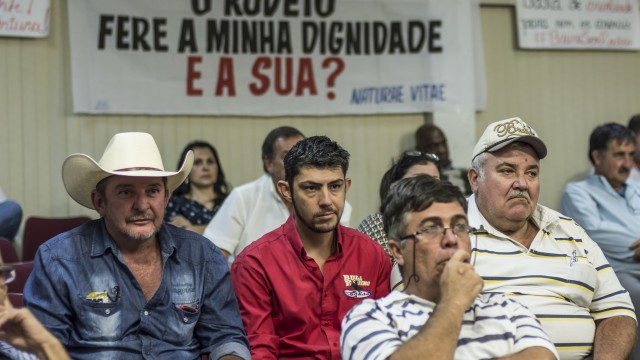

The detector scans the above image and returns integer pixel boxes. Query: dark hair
[588,123,635,165]
[284,136,350,187]
[415,124,446,153]
[378,152,439,213]
[383,175,467,242]
[173,141,230,198]
[629,114,640,134]
[261,126,305,173]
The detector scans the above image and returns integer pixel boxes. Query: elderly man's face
[470,145,540,231]
[593,139,635,190]
[92,176,169,244]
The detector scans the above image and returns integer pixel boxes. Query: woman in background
[165,141,230,234]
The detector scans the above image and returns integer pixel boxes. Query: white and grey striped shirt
[341,291,557,360]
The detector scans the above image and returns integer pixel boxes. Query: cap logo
[494,119,535,138]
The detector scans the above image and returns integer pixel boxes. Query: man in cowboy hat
[23,132,250,359]
[467,117,636,359]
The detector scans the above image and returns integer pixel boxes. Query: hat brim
[62,151,193,209]
[477,135,547,160]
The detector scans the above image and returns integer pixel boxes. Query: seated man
[468,117,636,359]
[231,136,391,359]
[341,176,557,359]
[24,132,249,359]
[415,124,471,195]
[561,122,640,358]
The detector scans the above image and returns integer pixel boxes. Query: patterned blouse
[164,195,226,225]
[356,212,395,265]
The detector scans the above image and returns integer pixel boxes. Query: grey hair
[471,152,486,179]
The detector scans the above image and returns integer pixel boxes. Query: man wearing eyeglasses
[341,175,557,359]
[468,117,637,359]
[0,262,70,359]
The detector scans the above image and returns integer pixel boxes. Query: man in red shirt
[231,136,391,359]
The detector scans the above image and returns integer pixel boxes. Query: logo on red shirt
[343,274,372,298]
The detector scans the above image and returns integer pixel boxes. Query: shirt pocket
[75,297,123,342]
[560,261,597,308]
[163,300,201,343]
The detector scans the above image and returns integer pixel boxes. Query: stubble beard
[292,196,340,234]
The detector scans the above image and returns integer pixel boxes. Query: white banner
[517,0,640,49]
[0,0,50,38]
[68,0,485,116]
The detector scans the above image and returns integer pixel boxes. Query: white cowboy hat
[62,132,193,209]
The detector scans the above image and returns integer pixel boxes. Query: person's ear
[163,187,170,205]
[468,168,479,194]
[277,180,292,203]
[264,157,275,175]
[92,190,107,217]
[388,239,405,267]
[344,178,352,193]
[591,149,603,167]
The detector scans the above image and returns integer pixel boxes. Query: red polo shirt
[231,215,391,359]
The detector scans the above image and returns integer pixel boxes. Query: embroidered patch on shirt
[343,274,372,298]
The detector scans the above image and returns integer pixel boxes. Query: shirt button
[183,317,188,322]
[105,309,110,315]
[144,310,149,316]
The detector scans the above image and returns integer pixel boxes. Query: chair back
[8,293,23,308]
[6,261,34,293]
[22,216,91,261]
[0,237,19,263]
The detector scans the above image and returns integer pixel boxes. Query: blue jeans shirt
[24,219,249,360]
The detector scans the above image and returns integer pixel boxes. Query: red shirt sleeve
[230,255,279,359]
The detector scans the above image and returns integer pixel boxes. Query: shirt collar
[467,194,559,239]
[283,214,344,260]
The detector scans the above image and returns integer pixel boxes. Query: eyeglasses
[404,151,439,163]
[400,224,474,242]
[0,265,15,284]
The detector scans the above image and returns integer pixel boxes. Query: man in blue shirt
[24,132,250,360]
[561,122,640,358]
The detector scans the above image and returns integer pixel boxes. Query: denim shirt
[24,219,249,360]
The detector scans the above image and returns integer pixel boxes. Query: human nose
[318,188,332,207]
[132,192,150,210]
[513,172,529,190]
[441,227,458,248]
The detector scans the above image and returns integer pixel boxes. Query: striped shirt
[341,291,558,360]
[467,195,637,359]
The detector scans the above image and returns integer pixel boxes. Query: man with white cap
[23,132,250,359]
[467,117,637,359]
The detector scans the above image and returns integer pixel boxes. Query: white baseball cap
[472,117,547,160]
